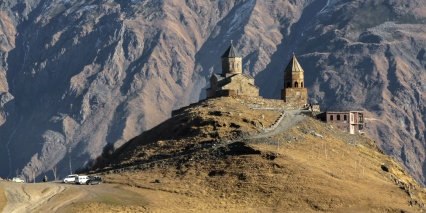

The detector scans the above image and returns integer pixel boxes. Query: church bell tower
[221,41,242,76]
[281,54,308,106]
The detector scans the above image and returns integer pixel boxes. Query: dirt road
[0,182,83,212]
[0,181,148,212]
[251,109,305,139]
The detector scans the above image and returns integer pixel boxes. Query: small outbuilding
[317,111,365,134]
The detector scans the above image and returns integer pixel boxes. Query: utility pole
[52,166,57,180]
[68,149,72,174]
[69,155,72,174]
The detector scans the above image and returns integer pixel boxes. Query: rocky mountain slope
[0,0,426,185]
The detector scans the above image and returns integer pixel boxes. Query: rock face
[0,0,426,184]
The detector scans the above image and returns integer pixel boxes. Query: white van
[75,175,89,184]
[62,174,78,183]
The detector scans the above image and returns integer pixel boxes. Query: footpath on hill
[0,180,149,212]
[250,109,305,139]
[0,181,87,212]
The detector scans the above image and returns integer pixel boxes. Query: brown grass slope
[0,187,5,212]
[87,97,426,212]
[95,97,281,169]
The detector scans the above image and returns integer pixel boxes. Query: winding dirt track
[0,182,79,212]
[251,110,305,139]
[0,180,151,212]
[0,181,118,213]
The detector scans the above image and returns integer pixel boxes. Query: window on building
[344,115,347,120]
[301,82,304,88]
[330,115,333,121]
[294,82,298,87]
[337,115,341,120]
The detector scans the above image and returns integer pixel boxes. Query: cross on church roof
[221,41,240,58]
[284,54,304,72]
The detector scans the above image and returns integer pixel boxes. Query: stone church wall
[281,88,308,107]
[221,76,259,97]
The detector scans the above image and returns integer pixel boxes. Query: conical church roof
[284,54,304,73]
[221,43,240,58]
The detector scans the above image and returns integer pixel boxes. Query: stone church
[202,43,366,135]
[206,43,308,108]
[206,43,259,98]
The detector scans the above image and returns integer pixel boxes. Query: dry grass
[90,97,426,212]
[53,184,149,212]
[100,126,424,212]
[0,185,6,212]
[97,97,281,169]
[1,97,424,212]
[63,202,147,213]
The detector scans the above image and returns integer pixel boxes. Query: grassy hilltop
[84,97,426,212]
[0,97,424,212]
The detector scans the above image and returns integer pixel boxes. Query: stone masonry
[206,43,259,98]
[281,54,308,107]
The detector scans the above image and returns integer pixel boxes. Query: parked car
[86,176,102,185]
[62,174,78,183]
[12,177,24,183]
[75,175,89,184]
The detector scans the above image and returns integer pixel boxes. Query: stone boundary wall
[235,95,299,111]
[235,95,302,133]
[171,95,303,117]
[263,111,286,132]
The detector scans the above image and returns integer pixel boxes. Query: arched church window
[330,115,334,121]
[344,115,347,120]
[294,82,298,87]
[301,82,304,88]
[337,115,341,120]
